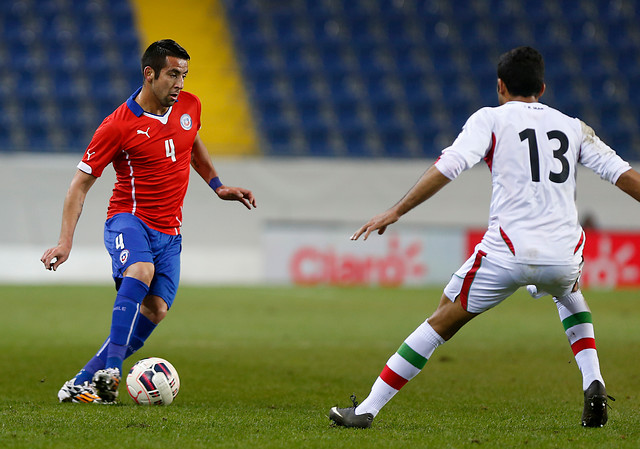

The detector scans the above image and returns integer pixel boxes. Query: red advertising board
[466,230,640,289]
[289,235,427,287]
[265,223,464,287]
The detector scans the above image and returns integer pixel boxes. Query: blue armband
[208,176,223,191]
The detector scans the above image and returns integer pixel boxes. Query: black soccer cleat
[582,380,614,427]
[329,395,374,429]
[92,368,121,403]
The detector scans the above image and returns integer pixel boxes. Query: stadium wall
[2,154,639,286]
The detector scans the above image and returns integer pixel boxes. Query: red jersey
[78,88,202,235]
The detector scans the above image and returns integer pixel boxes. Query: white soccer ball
[126,357,180,405]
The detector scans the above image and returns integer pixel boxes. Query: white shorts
[443,249,582,314]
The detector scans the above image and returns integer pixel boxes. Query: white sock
[555,290,604,390]
[356,320,445,417]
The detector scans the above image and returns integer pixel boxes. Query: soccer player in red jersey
[41,39,256,403]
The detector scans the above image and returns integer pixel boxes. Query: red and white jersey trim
[434,101,631,265]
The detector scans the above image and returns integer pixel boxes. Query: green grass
[1,285,639,448]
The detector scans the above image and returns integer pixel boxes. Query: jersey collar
[126,87,144,117]
[126,86,177,124]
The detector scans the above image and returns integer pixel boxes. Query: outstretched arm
[615,168,640,201]
[190,133,256,210]
[41,170,97,270]
[351,164,451,241]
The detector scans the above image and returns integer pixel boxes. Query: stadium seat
[0,0,140,153]
[3,0,640,160]
[222,0,640,160]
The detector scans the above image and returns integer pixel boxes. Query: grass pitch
[1,285,639,448]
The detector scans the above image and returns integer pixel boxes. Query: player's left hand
[215,186,257,210]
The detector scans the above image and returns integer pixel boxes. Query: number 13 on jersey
[519,128,570,183]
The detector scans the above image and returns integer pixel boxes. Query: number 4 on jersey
[519,128,570,183]
[165,139,176,162]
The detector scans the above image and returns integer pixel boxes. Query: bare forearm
[189,133,256,208]
[190,133,219,183]
[392,165,451,217]
[58,173,95,246]
[60,171,96,245]
[615,168,640,202]
[58,187,85,247]
[352,164,451,241]
[191,151,217,182]
[42,170,96,270]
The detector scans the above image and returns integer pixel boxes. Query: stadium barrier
[2,155,639,287]
[267,223,640,289]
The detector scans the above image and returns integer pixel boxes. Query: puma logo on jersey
[136,127,151,138]
[86,150,96,160]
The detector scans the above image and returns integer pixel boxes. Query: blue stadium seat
[221,0,640,159]
[0,0,140,152]
[341,122,372,157]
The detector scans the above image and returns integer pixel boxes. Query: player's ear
[143,66,155,83]
[537,83,546,99]
[497,78,507,96]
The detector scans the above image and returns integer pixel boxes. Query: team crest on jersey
[119,249,130,265]
[180,114,192,130]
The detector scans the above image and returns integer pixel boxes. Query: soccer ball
[126,357,180,405]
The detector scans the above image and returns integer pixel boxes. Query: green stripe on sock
[562,311,592,331]
[397,343,428,370]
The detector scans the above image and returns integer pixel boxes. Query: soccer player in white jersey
[329,46,640,428]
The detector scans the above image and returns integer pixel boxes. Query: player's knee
[146,309,167,324]
[427,295,476,341]
[141,295,168,324]
[124,262,155,286]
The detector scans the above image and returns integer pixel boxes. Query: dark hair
[497,46,544,97]
[141,39,190,79]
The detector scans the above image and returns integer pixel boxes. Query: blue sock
[73,312,158,385]
[105,277,149,372]
[74,339,109,385]
[125,313,157,359]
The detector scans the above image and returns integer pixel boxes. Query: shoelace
[606,394,616,410]
[350,394,359,408]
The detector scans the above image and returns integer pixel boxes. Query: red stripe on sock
[459,250,487,311]
[380,365,408,391]
[571,337,596,356]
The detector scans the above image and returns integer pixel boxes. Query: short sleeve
[435,108,494,180]
[77,115,123,177]
[579,121,631,184]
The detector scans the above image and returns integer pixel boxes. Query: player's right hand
[41,245,70,271]
[351,210,400,241]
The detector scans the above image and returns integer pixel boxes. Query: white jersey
[435,101,631,265]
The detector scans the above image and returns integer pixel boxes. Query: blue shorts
[104,213,182,308]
